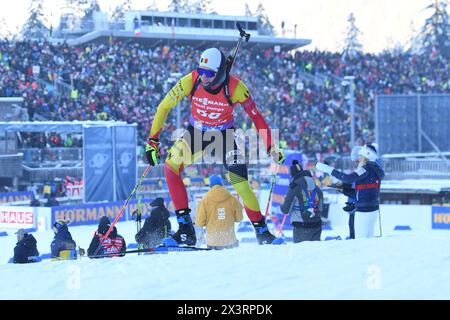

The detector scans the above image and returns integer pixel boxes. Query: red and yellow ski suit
[149,70,273,222]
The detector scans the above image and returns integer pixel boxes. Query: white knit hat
[358,144,378,161]
[199,48,223,72]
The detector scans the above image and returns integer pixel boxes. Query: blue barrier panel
[127,243,139,249]
[8,254,47,263]
[324,236,342,241]
[237,226,254,232]
[51,201,127,227]
[394,225,412,231]
[0,231,8,237]
[432,206,450,230]
[322,224,333,230]
[240,237,293,243]
[114,125,137,201]
[39,253,52,260]
[84,126,114,202]
[237,221,253,232]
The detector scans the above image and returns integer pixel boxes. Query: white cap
[358,144,378,161]
[199,48,223,72]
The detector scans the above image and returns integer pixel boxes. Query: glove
[145,138,160,166]
[343,202,356,212]
[315,161,334,175]
[268,147,285,164]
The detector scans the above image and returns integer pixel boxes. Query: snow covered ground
[1,217,450,300]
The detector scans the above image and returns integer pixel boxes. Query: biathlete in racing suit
[145,48,285,246]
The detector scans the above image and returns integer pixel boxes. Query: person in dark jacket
[87,216,126,258]
[50,220,77,260]
[135,198,171,249]
[13,229,40,264]
[315,143,385,238]
[281,160,324,243]
[29,195,41,207]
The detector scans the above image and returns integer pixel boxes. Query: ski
[155,246,212,252]
[80,246,211,258]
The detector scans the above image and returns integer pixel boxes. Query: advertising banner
[0,191,34,204]
[432,206,450,230]
[51,197,175,228]
[83,126,114,202]
[52,201,127,227]
[114,125,137,201]
[0,206,36,229]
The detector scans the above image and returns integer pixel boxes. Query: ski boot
[162,208,196,247]
[252,218,285,245]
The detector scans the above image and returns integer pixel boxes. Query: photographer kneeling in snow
[281,160,324,243]
[315,143,384,238]
[135,198,172,249]
[13,229,40,264]
[51,220,78,260]
[88,216,126,258]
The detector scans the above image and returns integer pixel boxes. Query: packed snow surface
[1,219,450,300]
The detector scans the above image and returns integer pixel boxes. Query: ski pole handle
[236,22,251,42]
[226,23,251,75]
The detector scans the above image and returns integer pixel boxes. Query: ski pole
[93,165,152,256]
[83,246,213,259]
[278,214,288,238]
[264,164,279,218]
[378,209,382,237]
[136,196,143,254]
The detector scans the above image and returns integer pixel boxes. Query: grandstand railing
[139,157,450,181]
[15,148,450,187]
[20,148,83,163]
[22,164,83,182]
[0,153,23,178]
[382,158,450,179]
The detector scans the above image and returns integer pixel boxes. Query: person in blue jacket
[315,143,384,238]
[51,220,77,260]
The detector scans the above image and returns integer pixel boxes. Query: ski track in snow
[1,219,450,299]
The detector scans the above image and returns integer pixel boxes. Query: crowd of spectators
[1,39,449,157]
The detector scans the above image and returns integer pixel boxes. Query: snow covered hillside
[1,218,450,300]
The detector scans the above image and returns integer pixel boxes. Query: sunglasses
[197,68,216,78]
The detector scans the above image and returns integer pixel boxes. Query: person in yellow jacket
[196,175,243,250]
